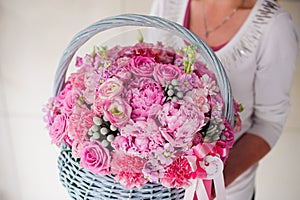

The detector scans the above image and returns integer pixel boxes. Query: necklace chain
[202,0,244,38]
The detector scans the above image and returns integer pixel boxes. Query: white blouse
[150,0,299,148]
[150,0,299,199]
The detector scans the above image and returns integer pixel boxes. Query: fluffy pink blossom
[49,114,67,145]
[185,88,210,113]
[80,140,111,175]
[199,74,220,96]
[142,160,164,183]
[126,77,165,121]
[153,64,182,86]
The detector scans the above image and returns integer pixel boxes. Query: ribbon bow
[184,143,226,200]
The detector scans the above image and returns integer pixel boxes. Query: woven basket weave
[54,14,234,200]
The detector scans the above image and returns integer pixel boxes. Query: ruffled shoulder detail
[217,0,280,70]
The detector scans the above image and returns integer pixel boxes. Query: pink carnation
[68,105,94,141]
[80,140,111,175]
[111,151,147,189]
[160,157,192,188]
[69,67,87,91]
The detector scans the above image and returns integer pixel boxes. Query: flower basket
[44,14,240,200]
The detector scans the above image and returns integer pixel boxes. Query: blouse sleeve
[150,0,165,17]
[247,10,299,148]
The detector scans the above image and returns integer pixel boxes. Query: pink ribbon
[184,143,226,200]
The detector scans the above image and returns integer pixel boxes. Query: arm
[223,133,270,186]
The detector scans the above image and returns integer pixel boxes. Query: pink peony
[130,56,155,77]
[126,77,165,121]
[113,120,165,158]
[153,64,182,86]
[80,140,111,175]
[157,101,205,148]
[49,114,67,145]
[102,97,132,128]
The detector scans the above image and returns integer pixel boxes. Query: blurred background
[0,0,299,199]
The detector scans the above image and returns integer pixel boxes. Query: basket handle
[53,13,234,126]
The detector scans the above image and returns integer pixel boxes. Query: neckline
[216,0,261,54]
[184,0,260,53]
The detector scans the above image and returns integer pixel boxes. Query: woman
[151,0,299,199]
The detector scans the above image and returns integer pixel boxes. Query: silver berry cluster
[203,118,225,143]
[88,116,118,150]
[165,79,184,102]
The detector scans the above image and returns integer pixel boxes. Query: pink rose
[153,64,182,86]
[130,56,155,77]
[49,114,67,145]
[56,82,73,109]
[71,139,82,158]
[115,67,132,82]
[62,90,80,116]
[80,140,111,175]
[126,77,165,121]
[97,77,123,99]
[103,97,132,128]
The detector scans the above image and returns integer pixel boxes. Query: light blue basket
[54,13,234,200]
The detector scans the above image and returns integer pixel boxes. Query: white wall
[0,0,299,200]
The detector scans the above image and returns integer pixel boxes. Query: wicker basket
[54,14,234,200]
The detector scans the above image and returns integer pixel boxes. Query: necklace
[202,0,244,38]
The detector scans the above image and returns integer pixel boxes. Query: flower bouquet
[43,14,241,200]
